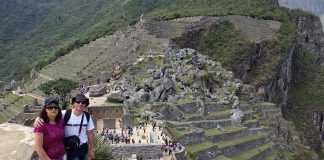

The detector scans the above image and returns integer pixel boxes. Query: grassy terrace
[213,155,232,160]
[166,127,194,139]
[205,126,245,136]
[264,151,279,160]
[217,133,269,148]
[207,110,232,116]
[186,141,217,153]
[104,101,124,107]
[183,111,200,119]
[0,93,34,123]
[232,142,274,160]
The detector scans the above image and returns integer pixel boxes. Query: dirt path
[36,73,53,80]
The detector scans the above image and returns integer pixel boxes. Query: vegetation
[174,21,253,69]
[204,126,244,136]
[38,78,78,108]
[166,126,192,139]
[0,0,172,85]
[287,47,324,149]
[94,133,114,160]
[0,92,34,123]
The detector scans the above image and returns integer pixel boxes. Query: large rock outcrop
[0,123,35,160]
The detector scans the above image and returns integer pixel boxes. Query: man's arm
[33,116,44,128]
[87,130,95,159]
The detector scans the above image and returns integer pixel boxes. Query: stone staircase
[166,102,282,160]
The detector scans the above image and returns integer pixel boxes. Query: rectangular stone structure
[121,114,133,128]
[103,118,116,129]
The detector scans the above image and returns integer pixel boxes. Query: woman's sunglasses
[46,106,59,110]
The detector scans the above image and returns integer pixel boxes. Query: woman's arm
[34,132,51,160]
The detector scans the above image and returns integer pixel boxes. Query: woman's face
[45,102,59,117]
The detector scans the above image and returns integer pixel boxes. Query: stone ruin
[89,84,107,97]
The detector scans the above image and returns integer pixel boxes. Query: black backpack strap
[64,109,72,125]
[84,111,90,123]
[64,109,90,125]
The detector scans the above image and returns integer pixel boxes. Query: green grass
[213,155,233,160]
[205,126,245,136]
[185,141,217,153]
[104,100,124,106]
[166,127,193,139]
[217,133,269,148]
[232,142,274,160]
[264,151,279,160]
[0,93,34,123]
[285,47,324,148]
[177,97,194,104]
[183,111,200,119]
[207,110,232,116]
[1,0,299,87]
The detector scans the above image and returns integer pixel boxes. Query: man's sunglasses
[46,106,59,110]
[75,101,87,104]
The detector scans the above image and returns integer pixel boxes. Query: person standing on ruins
[35,93,95,160]
[34,97,66,160]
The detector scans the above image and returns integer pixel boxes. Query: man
[35,93,95,160]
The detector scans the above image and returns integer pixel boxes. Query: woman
[34,98,66,160]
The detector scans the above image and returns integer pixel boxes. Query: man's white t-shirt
[62,110,95,143]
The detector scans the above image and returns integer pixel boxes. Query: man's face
[74,99,86,112]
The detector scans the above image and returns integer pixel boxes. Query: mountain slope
[0,0,122,81]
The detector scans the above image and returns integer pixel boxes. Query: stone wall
[177,102,198,112]
[121,114,133,128]
[195,146,221,160]
[191,120,232,129]
[205,102,231,112]
[12,113,37,124]
[206,128,269,143]
[179,130,205,145]
[88,105,124,119]
[103,118,116,129]
[111,143,163,159]
[173,146,186,160]
[250,145,276,160]
[220,136,269,157]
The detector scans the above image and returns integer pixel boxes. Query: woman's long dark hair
[39,104,62,123]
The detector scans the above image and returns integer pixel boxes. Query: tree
[38,78,78,104]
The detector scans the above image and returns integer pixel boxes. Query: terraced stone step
[168,119,233,129]
[206,127,270,143]
[231,142,275,160]
[261,108,281,115]
[243,119,260,128]
[206,110,232,120]
[185,141,218,155]
[213,155,232,160]
[218,133,270,157]
[264,151,279,160]
[256,102,276,110]
[239,103,254,111]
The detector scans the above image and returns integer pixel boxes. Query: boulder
[123,98,140,108]
[107,92,126,103]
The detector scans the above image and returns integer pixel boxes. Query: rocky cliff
[279,0,324,31]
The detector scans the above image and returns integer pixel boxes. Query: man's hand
[33,117,44,128]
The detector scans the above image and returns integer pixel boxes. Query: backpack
[64,109,90,125]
